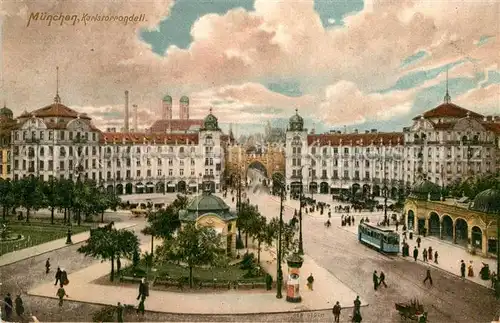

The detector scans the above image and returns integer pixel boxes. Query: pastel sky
[0,0,499,136]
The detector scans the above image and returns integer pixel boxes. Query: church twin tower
[162,95,190,120]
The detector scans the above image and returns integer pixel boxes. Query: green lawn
[0,223,90,256]
[123,260,267,284]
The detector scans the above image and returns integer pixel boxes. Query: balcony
[363,177,370,181]
[25,138,40,144]
[73,137,88,144]
[331,176,339,180]
[320,175,328,180]
[203,174,215,180]
[342,176,350,180]
[291,175,302,180]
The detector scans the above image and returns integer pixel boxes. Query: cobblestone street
[2,192,500,322]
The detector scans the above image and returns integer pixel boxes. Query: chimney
[133,104,138,132]
[124,90,129,132]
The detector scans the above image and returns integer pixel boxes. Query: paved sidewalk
[29,237,366,315]
[0,222,137,267]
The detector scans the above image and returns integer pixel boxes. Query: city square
[1,1,500,322]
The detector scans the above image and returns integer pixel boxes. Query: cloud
[327,18,336,25]
[1,0,498,132]
[454,84,500,115]
[318,81,414,126]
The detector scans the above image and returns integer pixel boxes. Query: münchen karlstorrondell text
[27,12,146,27]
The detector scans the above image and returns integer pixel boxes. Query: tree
[157,223,225,288]
[268,217,297,263]
[0,179,15,220]
[246,215,269,263]
[237,202,260,248]
[141,196,183,258]
[78,228,140,281]
[43,178,61,224]
[19,176,46,223]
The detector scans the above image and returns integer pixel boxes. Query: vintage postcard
[0,0,499,322]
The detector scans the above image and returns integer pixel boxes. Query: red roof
[100,132,199,144]
[150,119,203,133]
[20,103,91,120]
[307,132,404,146]
[483,122,500,134]
[414,102,483,120]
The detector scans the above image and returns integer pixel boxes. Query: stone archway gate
[245,146,285,178]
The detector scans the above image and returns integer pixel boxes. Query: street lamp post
[298,164,310,255]
[276,176,284,299]
[383,159,388,223]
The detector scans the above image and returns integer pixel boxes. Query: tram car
[358,222,400,253]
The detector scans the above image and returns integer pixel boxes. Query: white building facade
[11,95,226,194]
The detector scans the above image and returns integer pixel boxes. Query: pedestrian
[137,295,145,315]
[416,236,421,248]
[379,271,387,288]
[54,267,62,286]
[428,246,433,261]
[56,285,68,306]
[434,251,438,264]
[116,302,124,322]
[353,296,361,315]
[307,273,315,290]
[372,270,379,290]
[468,261,474,277]
[60,268,69,285]
[422,248,428,262]
[423,268,433,286]
[15,294,24,317]
[45,258,51,274]
[332,301,341,323]
[460,260,466,278]
[352,309,362,323]
[4,293,13,321]
[413,246,418,261]
[137,278,149,300]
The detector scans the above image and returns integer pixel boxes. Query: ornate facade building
[285,109,405,198]
[403,90,500,188]
[0,105,15,179]
[285,90,500,198]
[8,90,227,194]
[404,180,499,257]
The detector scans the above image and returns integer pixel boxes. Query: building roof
[19,103,91,120]
[179,191,237,222]
[409,179,441,201]
[0,106,13,118]
[307,132,404,146]
[180,96,189,103]
[470,188,500,214]
[100,132,198,144]
[413,102,483,120]
[162,95,172,103]
[149,119,204,133]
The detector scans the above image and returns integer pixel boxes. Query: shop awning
[189,183,197,186]
[167,183,175,187]
[146,184,155,188]
[136,184,144,189]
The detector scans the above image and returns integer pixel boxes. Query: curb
[0,223,137,267]
[27,293,368,316]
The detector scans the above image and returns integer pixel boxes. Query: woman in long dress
[468,261,474,277]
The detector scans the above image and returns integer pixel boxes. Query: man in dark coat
[413,247,419,261]
[460,260,466,278]
[372,270,379,290]
[332,301,341,322]
[15,295,24,317]
[116,302,124,322]
[45,258,51,274]
[416,236,421,248]
[423,269,433,286]
[307,273,315,290]
[4,293,13,321]
[379,271,387,288]
[137,278,149,300]
[54,267,62,285]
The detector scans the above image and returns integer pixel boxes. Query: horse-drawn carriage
[395,299,428,322]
